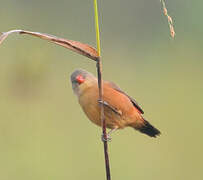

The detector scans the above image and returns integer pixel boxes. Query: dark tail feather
[138,119,161,138]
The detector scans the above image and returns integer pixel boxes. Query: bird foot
[101,134,112,142]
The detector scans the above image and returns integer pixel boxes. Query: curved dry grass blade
[0,30,99,61]
[0,30,22,44]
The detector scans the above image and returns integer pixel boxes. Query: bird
[70,69,160,140]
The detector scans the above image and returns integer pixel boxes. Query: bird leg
[98,100,122,116]
[101,127,118,142]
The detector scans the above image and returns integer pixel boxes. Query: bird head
[70,69,97,96]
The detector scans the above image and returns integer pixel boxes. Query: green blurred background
[0,0,203,179]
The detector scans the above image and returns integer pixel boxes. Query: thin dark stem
[96,58,111,180]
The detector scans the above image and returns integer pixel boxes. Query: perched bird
[70,69,160,139]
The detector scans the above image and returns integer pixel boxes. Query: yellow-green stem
[94,0,101,56]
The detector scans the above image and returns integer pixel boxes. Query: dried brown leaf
[0,30,99,61]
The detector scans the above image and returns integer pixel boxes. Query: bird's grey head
[70,69,96,96]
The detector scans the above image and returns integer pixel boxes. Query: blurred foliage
[0,0,203,180]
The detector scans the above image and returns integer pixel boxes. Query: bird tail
[135,119,161,138]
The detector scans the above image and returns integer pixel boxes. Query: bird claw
[101,134,112,142]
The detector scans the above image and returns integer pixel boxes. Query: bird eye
[76,75,85,84]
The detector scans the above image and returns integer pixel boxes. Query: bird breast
[78,83,138,129]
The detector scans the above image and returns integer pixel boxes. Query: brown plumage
[70,69,160,138]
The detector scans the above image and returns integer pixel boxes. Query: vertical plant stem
[96,59,111,180]
[94,1,111,180]
[94,0,101,56]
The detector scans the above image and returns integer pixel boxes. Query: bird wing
[98,100,122,116]
[106,81,144,114]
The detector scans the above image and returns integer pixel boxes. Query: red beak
[76,75,85,84]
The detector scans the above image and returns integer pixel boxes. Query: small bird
[70,69,160,139]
